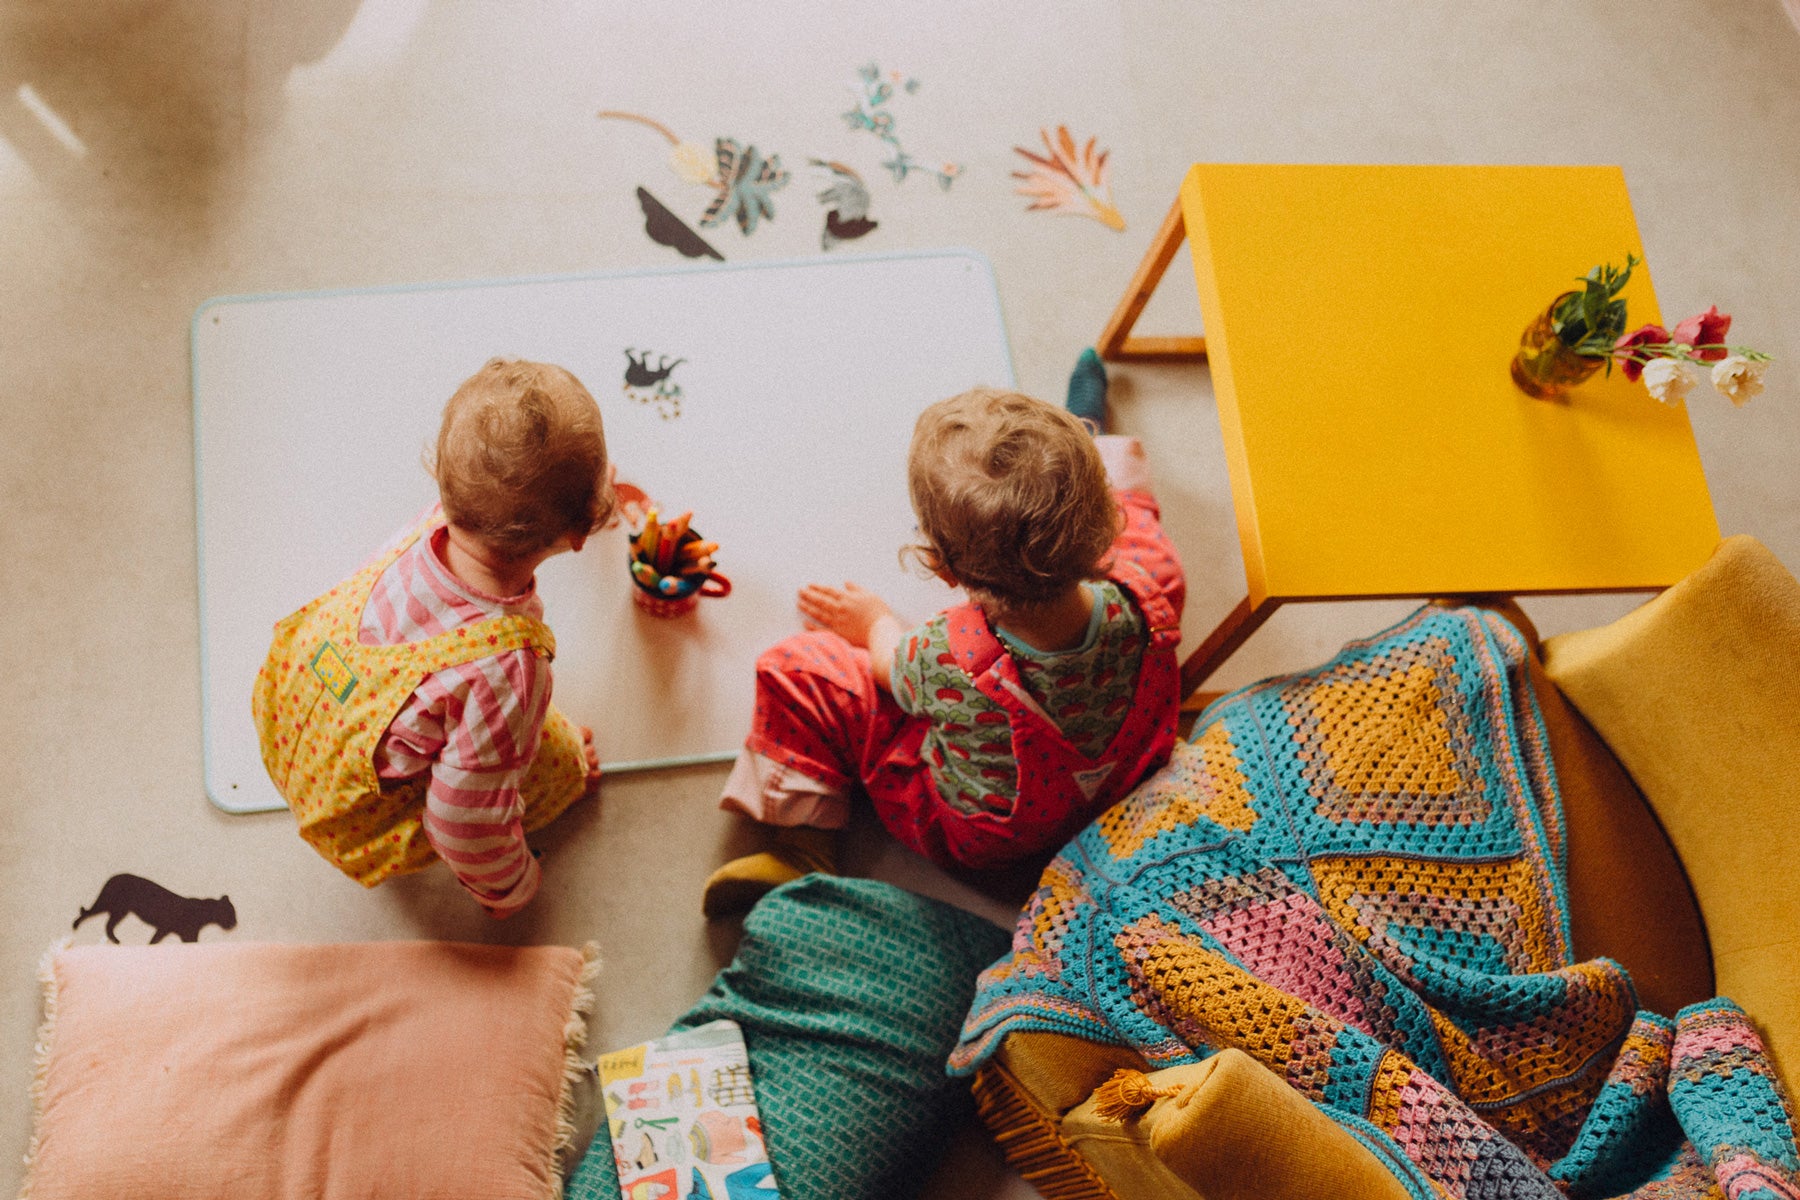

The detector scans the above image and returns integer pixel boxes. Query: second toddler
[704,363,1185,915]
[254,357,613,917]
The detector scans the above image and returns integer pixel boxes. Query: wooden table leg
[1179,595,1278,698]
[1098,196,1208,362]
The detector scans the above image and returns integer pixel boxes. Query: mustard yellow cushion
[976,1033,1409,1200]
[1060,1051,1414,1200]
[1543,535,1800,1088]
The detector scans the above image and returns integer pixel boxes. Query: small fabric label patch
[1071,762,1116,800]
[310,641,358,704]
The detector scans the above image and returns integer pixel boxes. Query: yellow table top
[1181,163,1720,607]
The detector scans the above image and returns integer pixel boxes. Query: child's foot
[701,826,837,919]
[1065,347,1108,434]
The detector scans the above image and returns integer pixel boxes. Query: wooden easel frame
[1096,198,1208,363]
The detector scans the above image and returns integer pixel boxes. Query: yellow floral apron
[252,516,589,887]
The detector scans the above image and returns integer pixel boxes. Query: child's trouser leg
[706,632,895,917]
[519,703,592,834]
[1096,435,1187,619]
[720,631,888,830]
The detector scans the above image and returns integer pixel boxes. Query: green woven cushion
[569,874,1011,1199]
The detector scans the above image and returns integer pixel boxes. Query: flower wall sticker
[1012,126,1124,231]
[841,62,961,189]
[597,110,718,186]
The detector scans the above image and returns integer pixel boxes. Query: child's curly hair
[905,388,1119,616]
[429,358,615,560]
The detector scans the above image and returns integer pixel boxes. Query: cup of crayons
[628,508,731,618]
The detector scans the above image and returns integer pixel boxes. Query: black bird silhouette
[811,159,878,251]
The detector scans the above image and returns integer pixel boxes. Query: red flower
[1613,324,1671,382]
[1671,306,1731,361]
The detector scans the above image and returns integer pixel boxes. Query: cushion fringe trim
[972,1059,1121,1200]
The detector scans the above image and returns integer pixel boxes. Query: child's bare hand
[797,582,894,649]
[579,725,601,782]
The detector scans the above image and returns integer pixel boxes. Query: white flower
[1710,355,1767,406]
[669,142,717,186]
[1641,357,1696,405]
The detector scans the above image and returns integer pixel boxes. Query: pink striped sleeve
[419,648,553,915]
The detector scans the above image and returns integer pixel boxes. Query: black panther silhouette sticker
[623,348,687,420]
[73,874,238,944]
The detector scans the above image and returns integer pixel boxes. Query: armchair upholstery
[1545,534,1800,1088]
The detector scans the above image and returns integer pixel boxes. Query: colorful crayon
[638,508,662,565]
[660,511,693,546]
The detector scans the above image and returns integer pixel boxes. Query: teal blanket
[951,606,1799,1199]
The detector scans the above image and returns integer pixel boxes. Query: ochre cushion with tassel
[1066,1054,1413,1200]
[972,1035,1411,1200]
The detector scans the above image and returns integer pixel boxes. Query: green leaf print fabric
[890,580,1147,815]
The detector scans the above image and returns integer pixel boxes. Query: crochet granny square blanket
[950,605,1799,1199]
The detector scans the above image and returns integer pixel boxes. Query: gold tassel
[1090,1067,1181,1124]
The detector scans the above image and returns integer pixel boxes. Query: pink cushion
[26,940,594,1200]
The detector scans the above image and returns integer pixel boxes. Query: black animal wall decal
[73,874,238,944]
[623,349,685,390]
[622,348,687,420]
[811,159,878,250]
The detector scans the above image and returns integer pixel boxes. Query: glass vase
[1510,291,1605,399]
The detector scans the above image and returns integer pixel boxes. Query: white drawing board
[195,251,1013,813]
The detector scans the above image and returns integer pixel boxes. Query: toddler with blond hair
[254,358,614,917]
[704,356,1185,915]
